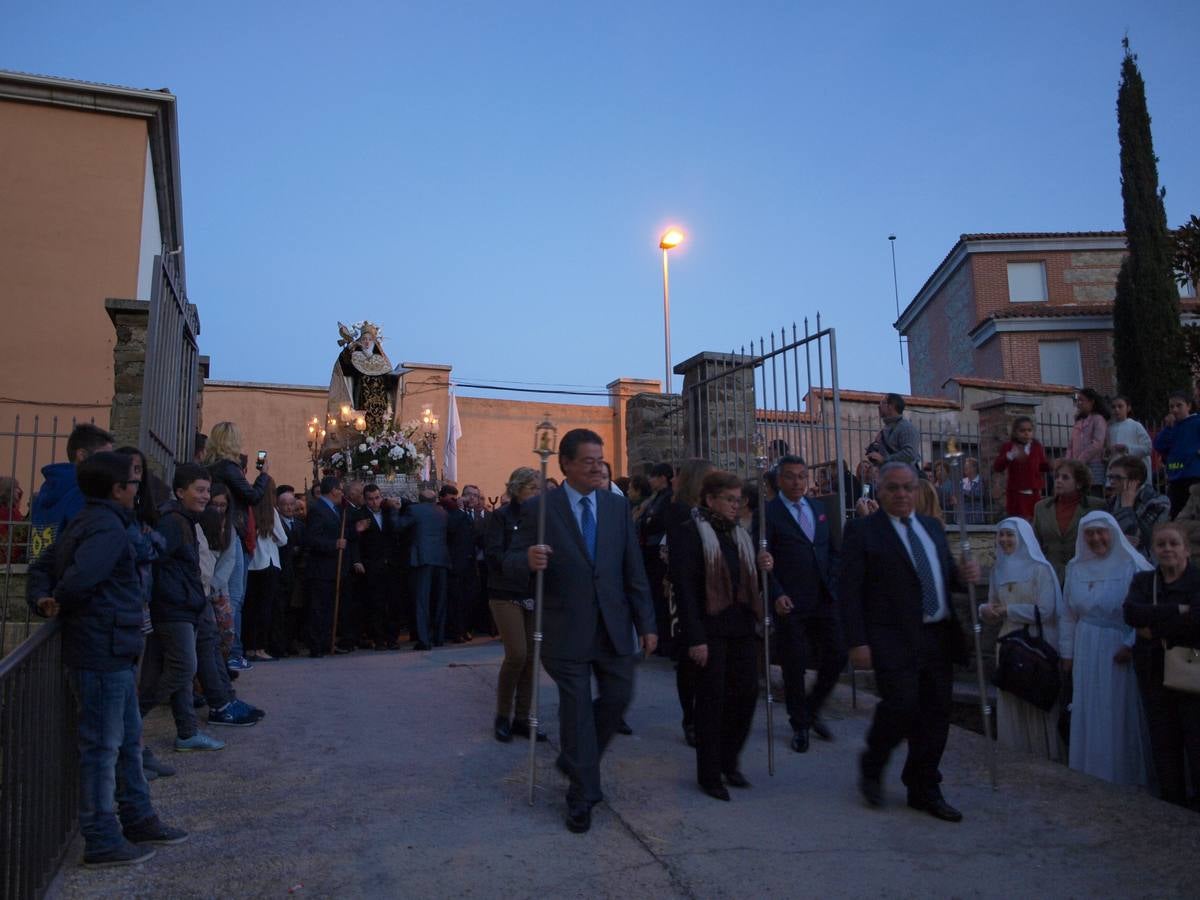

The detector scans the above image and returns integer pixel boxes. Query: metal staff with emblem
[945,437,998,789]
[753,434,777,776]
[527,419,557,805]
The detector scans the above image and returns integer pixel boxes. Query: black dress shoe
[494,716,513,743]
[510,719,548,742]
[412,642,431,651]
[908,794,963,823]
[565,803,592,833]
[723,771,751,789]
[700,782,731,802]
[859,774,883,808]
[616,719,633,736]
[810,717,833,741]
[555,756,570,778]
[790,728,810,753]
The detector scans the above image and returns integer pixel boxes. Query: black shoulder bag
[991,605,1061,712]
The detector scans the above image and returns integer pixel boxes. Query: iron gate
[678,317,846,521]
[141,251,199,482]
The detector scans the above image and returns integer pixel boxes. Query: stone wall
[676,351,756,473]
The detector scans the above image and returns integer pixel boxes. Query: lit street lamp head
[659,228,684,250]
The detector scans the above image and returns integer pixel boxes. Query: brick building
[895,232,1198,400]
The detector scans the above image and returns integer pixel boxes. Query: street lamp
[659,228,684,394]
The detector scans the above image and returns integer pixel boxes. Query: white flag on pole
[443,391,463,482]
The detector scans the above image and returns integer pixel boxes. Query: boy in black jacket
[28,451,187,867]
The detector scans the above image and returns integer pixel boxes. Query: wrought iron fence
[1,415,89,658]
[0,618,78,899]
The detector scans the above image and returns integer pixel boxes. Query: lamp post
[421,406,440,482]
[659,227,684,394]
[306,416,327,486]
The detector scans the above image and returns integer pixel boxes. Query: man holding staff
[839,461,979,822]
[507,429,656,834]
[304,476,352,658]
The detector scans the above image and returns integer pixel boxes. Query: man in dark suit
[396,489,450,650]
[357,484,401,650]
[507,429,657,834]
[839,461,979,823]
[273,484,306,657]
[304,476,354,658]
[762,455,845,753]
[637,462,674,654]
[461,484,493,636]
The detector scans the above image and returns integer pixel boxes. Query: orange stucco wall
[201,383,329,494]
[0,98,149,494]
[0,99,147,415]
[200,381,617,501]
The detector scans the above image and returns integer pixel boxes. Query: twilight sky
[4,1,1199,403]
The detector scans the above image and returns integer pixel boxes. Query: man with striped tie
[839,461,980,823]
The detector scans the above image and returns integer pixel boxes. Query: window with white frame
[1008,261,1048,302]
[1038,341,1083,387]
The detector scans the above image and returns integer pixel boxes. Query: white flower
[358,443,368,452]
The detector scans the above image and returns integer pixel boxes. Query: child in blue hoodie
[28,423,113,562]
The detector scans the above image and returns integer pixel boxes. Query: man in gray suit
[395,489,450,650]
[507,428,657,833]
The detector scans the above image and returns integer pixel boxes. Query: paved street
[49,641,1195,899]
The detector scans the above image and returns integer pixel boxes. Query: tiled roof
[958,231,1124,241]
[944,376,1076,395]
[977,300,1200,327]
[807,387,960,410]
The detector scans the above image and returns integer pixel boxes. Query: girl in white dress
[1059,510,1154,785]
[982,517,1064,760]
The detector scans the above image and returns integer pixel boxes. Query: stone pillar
[675,351,757,472]
[607,377,661,476]
[625,392,685,475]
[196,355,210,436]
[973,395,1042,514]
[104,298,150,451]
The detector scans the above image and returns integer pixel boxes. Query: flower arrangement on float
[329,421,421,476]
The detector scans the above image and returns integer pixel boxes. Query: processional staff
[753,434,777,777]
[528,419,558,805]
[945,437,998,789]
[329,503,349,655]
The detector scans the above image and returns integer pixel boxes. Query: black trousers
[363,562,402,645]
[244,565,279,652]
[306,577,336,654]
[778,612,846,731]
[862,623,954,798]
[1138,664,1200,806]
[693,634,759,786]
[337,571,368,647]
[542,647,635,807]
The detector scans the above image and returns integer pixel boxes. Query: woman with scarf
[674,470,772,801]
[1033,459,1104,584]
[1059,510,1154,786]
[981,517,1064,760]
[1123,521,1200,807]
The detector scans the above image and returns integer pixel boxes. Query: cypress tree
[1112,38,1189,421]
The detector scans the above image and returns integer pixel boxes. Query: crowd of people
[15,385,1200,862]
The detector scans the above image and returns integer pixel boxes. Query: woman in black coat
[674,469,771,800]
[1123,520,1200,807]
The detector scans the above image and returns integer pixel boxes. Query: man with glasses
[840,461,979,823]
[508,428,656,833]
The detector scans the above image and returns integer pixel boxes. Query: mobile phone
[861,484,872,500]
[256,450,267,470]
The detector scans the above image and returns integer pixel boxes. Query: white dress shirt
[887,513,948,622]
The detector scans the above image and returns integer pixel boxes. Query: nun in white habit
[982,517,1064,760]
[1059,510,1154,786]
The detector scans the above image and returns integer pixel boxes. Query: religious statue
[327,321,400,435]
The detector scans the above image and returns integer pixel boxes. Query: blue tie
[795,502,814,542]
[901,517,940,619]
[579,495,597,562]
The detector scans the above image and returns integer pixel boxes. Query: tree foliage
[1111,39,1189,421]
[1175,214,1200,291]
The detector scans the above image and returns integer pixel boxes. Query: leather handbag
[1153,576,1200,695]
[992,606,1061,712]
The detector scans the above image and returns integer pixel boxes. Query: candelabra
[421,406,440,482]
[306,416,327,486]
